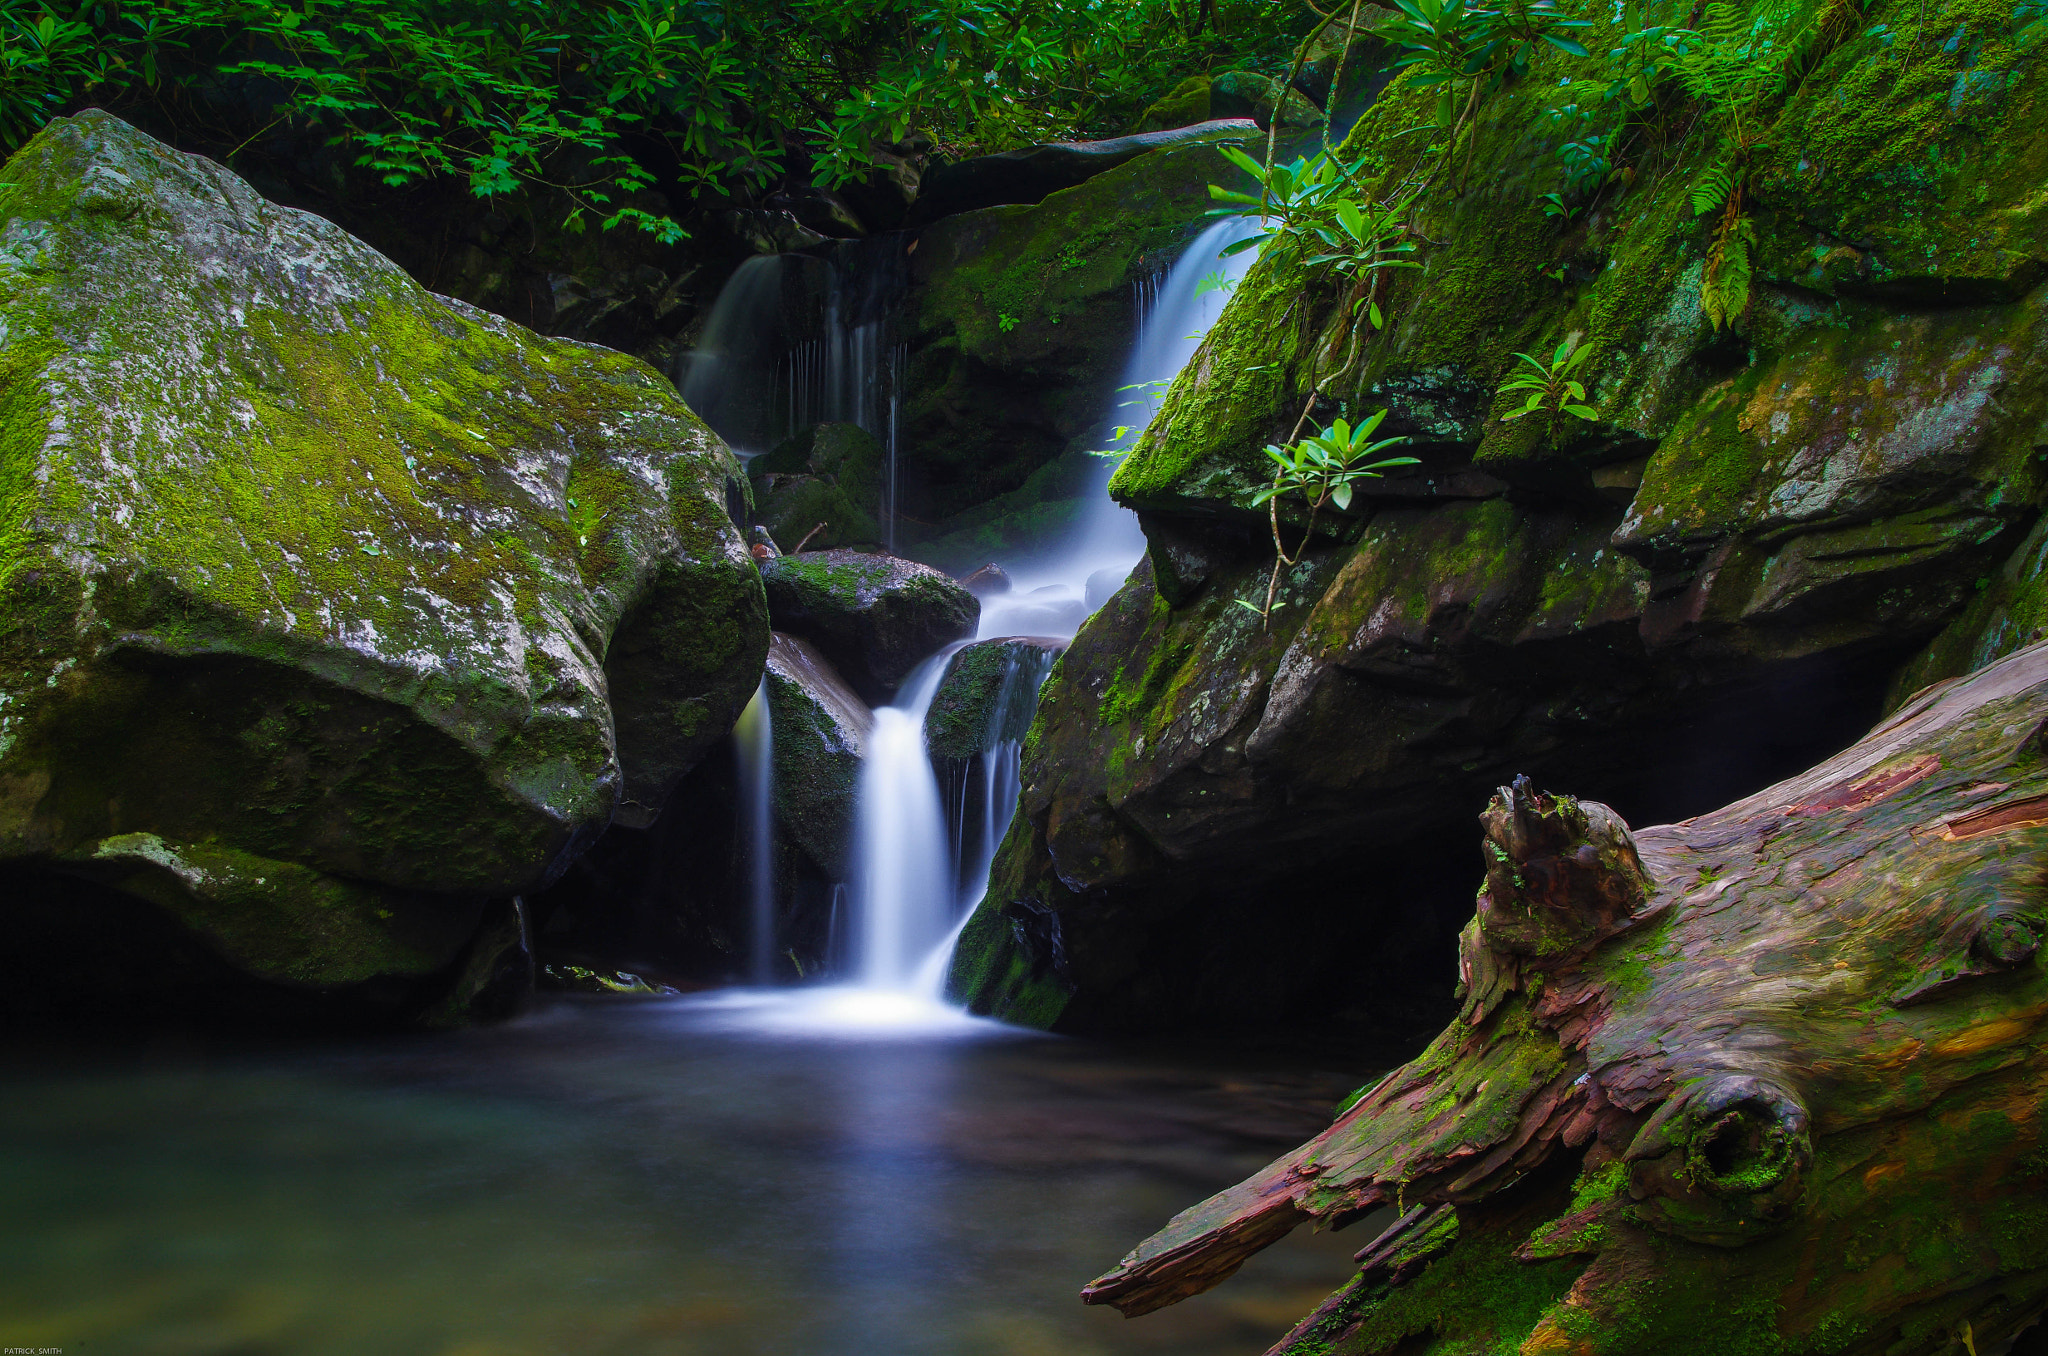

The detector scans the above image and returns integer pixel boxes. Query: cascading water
[734,679,776,984]
[677,255,787,453]
[705,220,1259,1023]
[913,643,1059,995]
[848,647,965,991]
[844,640,1056,1002]
[976,216,1261,640]
[833,221,1259,1008]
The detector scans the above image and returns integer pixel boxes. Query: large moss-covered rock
[0,111,767,1015]
[764,632,871,876]
[904,120,1260,225]
[951,0,2048,1033]
[758,550,977,701]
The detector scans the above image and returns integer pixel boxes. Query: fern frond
[1701,212,1756,331]
[1690,159,1735,215]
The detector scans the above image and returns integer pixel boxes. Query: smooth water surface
[2,995,1386,1356]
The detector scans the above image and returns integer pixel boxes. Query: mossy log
[1083,640,2048,1355]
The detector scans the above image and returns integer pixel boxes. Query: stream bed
[3,992,1388,1356]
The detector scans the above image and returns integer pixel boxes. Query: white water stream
[975,215,1260,641]
[710,217,1256,1022]
[733,679,776,984]
[851,647,965,992]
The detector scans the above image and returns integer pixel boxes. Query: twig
[791,522,829,554]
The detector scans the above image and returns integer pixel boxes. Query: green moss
[0,111,765,922]
[73,831,479,987]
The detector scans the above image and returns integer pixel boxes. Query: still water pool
[2,990,1388,1356]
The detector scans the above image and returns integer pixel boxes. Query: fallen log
[1083,640,2048,1355]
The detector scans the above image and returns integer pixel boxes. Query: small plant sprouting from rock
[1499,339,1599,440]
[1088,377,1179,461]
[1208,145,1377,265]
[1241,411,1416,626]
[1378,0,1591,193]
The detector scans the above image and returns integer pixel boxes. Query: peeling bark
[1084,641,2048,1355]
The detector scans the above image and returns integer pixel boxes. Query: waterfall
[677,240,909,540]
[677,256,787,453]
[975,216,1261,641]
[912,643,1059,996]
[705,220,1255,1021]
[734,679,776,984]
[848,647,965,991]
[946,645,1058,913]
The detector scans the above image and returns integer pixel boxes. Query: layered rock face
[0,112,767,1021]
[952,0,2048,1033]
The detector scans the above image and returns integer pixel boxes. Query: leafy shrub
[0,0,1310,235]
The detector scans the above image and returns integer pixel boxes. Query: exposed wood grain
[1083,641,2048,1355]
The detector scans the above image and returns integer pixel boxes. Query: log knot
[1475,775,1653,961]
[1625,1074,1813,1247]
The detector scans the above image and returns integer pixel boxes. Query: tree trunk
[1082,640,2048,1356]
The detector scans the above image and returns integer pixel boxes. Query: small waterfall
[734,679,776,983]
[976,216,1261,640]
[913,643,1060,996]
[677,240,910,541]
[849,648,965,991]
[945,645,1059,911]
[678,256,788,452]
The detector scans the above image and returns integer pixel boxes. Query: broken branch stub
[1476,775,1654,961]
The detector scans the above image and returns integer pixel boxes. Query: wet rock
[0,111,767,1020]
[904,120,1257,225]
[951,22,2048,1034]
[1208,71,1325,129]
[1133,74,1328,135]
[419,898,535,1028]
[1084,566,1131,611]
[538,962,682,996]
[897,131,1263,535]
[752,474,882,555]
[960,564,1013,598]
[750,422,887,551]
[759,550,979,701]
[925,637,1066,762]
[764,634,872,876]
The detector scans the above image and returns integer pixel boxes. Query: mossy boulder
[904,120,1260,225]
[0,111,767,1017]
[924,637,1065,762]
[1208,71,1326,129]
[758,549,978,701]
[764,632,871,876]
[1134,74,1327,135]
[1133,77,1219,134]
[952,2,2048,1034]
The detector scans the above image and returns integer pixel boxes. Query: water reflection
[0,996,1384,1355]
